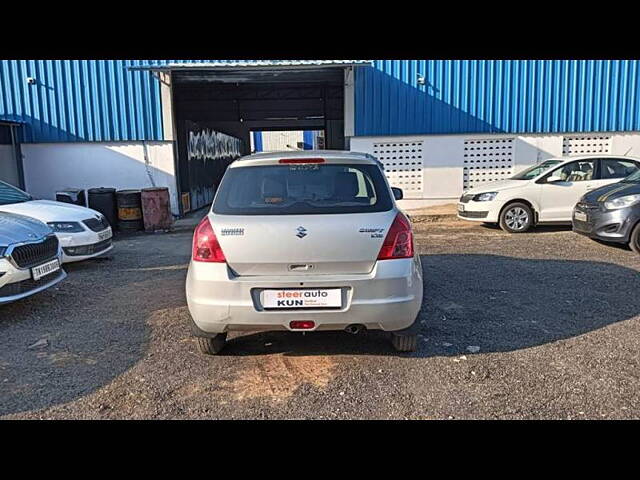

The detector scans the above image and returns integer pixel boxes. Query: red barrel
[141,187,173,232]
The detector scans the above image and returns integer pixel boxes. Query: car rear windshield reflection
[213,164,393,215]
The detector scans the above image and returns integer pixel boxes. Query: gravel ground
[2,215,640,420]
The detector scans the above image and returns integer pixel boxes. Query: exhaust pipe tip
[345,324,365,335]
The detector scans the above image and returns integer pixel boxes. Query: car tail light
[192,216,226,262]
[377,212,414,260]
[278,158,324,164]
[290,321,315,330]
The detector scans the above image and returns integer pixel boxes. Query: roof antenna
[623,147,633,156]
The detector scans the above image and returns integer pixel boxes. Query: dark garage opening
[0,120,24,189]
[171,66,346,212]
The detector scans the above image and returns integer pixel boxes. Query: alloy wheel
[505,207,529,231]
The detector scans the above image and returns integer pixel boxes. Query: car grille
[83,216,110,232]
[63,238,112,256]
[0,269,63,297]
[460,194,474,203]
[459,210,488,219]
[576,202,600,211]
[10,235,59,269]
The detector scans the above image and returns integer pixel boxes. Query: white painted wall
[350,131,640,210]
[252,131,305,152]
[21,141,180,215]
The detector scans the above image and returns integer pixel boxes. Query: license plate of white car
[263,289,342,309]
[574,211,588,222]
[457,204,465,212]
[32,258,60,281]
[98,227,112,241]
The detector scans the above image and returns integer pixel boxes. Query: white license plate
[263,289,342,309]
[574,211,588,222]
[98,227,112,241]
[32,258,60,281]
[458,204,465,213]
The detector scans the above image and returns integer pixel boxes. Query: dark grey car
[573,169,640,254]
[0,212,66,304]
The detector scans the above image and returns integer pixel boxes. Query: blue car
[0,212,66,304]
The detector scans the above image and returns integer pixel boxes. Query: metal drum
[56,188,86,207]
[141,187,173,232]
[87,187,117,229]
[116,189,143,232]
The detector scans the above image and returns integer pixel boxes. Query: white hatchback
[185,151,424,354]
[457,155,640,232]
[0,181,113,263]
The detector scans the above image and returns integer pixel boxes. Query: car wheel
[391,332,418,352]
[630,222,640,254]
[196,333,227,355]
[499,202,533,233]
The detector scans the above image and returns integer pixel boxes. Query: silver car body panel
[186,150,423,334]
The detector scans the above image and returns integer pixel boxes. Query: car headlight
[473,192,498,202]
[47,221,85,233]
[604,194,640,210]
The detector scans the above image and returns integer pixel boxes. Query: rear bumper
[186,257,424,334]
[572,204,640,244]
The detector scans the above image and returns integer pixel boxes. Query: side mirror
[546,174,564,184]
[391,187,403,200]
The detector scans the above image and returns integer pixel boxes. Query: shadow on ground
[2,248,639,416]
[222,254,640,357]
[479,223,574,234]
[0,231,191,417]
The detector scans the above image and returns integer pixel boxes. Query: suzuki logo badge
[296,226,307,239]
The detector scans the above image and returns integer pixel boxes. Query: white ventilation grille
[562,134,611,156]
[463,138,515,190]
[372,141,423,196]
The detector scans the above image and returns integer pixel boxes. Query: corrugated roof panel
[128,60,373,70]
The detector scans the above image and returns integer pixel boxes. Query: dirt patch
[221,355,336,402]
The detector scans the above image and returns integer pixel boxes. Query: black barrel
[116,189,143,232]
[56,188,86,206]
[88,187,117,229]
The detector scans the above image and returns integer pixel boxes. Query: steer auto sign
[263,289,342,309]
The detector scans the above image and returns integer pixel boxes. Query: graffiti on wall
[187,129,242,161]
[183,125,243,211]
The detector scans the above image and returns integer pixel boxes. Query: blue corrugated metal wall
[2,60,640,142]
[0,60,323,142]
[355,60,640,136]
[0,60,167,142]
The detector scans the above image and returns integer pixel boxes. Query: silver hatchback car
[185,151,424,354]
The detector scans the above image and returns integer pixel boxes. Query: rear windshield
[0,180,31,205]
[212,163,393,215]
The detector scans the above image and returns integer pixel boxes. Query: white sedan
[0,181,113,263]
[458,155,640,232]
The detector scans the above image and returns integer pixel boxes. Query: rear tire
[630,222,640,254]
[391,332,418,352]
[196,333,227,355]
[499,202,534,233]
